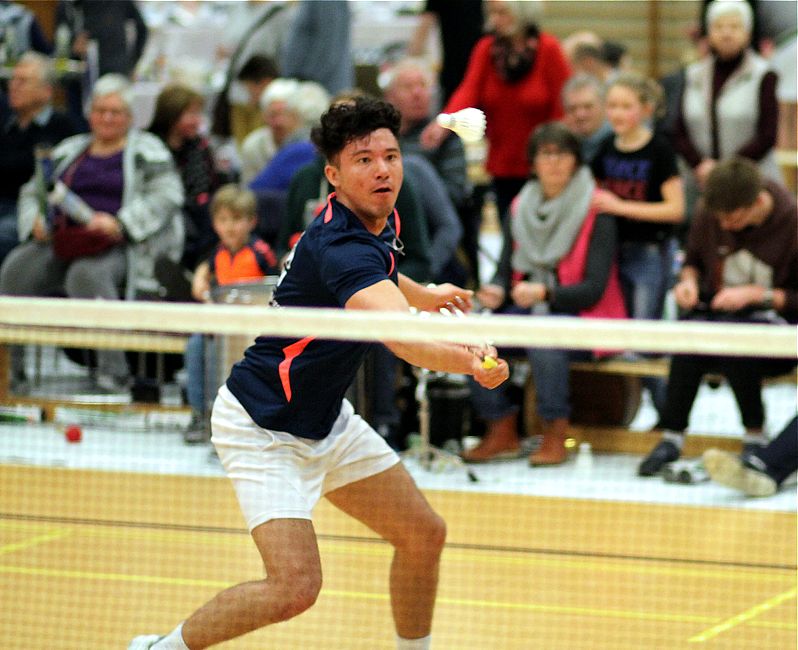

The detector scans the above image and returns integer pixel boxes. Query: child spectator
[590,72,685,414]
[183,184,278,443]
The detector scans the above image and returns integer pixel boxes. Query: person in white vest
[674,0,782,187]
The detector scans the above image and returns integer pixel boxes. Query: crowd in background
[0,0,795,483]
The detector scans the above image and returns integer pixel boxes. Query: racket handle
[481,356,498,369]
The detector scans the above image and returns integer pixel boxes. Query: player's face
[325,128,403,229]
[213,206,255,253]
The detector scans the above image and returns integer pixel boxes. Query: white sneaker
[127,635,164,649]
[703,449,777,497]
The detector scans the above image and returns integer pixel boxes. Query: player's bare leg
[180,518,322,649]
[325,462,446,640]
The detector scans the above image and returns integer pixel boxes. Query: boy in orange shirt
[184,185,278,443]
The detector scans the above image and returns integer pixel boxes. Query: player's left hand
[424,283,473,314]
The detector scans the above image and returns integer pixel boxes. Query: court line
[687,587,798,642]
[0,561,793,632]
[2,511,794,572]
[0,529,71,556]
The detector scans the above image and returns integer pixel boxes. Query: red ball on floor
[64,424,82,443]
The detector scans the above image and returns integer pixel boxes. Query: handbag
[50,150,120,261]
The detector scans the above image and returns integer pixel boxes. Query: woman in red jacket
[421,0,571,224]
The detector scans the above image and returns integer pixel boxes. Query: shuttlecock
[436,108,486,143]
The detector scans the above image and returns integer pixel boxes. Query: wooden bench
[521,355,797,458]
[0,324,191,420]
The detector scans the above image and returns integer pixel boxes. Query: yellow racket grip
[481,355,498,370]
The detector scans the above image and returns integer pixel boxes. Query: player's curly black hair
[311,96,401,163]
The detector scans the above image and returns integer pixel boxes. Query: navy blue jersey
[226,195,402,439]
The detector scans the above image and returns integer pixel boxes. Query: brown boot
[529,418,569,466]
[461,413,521,463]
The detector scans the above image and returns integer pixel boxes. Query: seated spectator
[225,54,279,149]
[639,158,797,476]
[184,184,278,444]
[247,79,329,193]
[0,73,184,391]
[149,83,220,272]
[382,57,476,283]
[403,154,463,284]
[0,52,77,266]
[560,73,613,165]
[674,0,782,187]
[704,416,797,497]
[463,122,625,466]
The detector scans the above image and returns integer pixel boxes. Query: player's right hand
[472,348,509,390]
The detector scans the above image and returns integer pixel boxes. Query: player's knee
[398,511,447,558]
[272,572,322,621]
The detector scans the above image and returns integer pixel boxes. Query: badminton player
[129,97,509,650]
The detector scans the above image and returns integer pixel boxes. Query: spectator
[246,79,329,192]
[225,54,279,150]
[0,52,77,266]
[279,0,353,96]
[56,0,148,131]
[382,58,471,208]
[183,185,278,444]
[703,416,797,497]
[590,73,685,414]
[403,154,463,284]
[569,40,630,84]
[56,0,147,77]
[0,1,52,59]
[0,74,183,392]
[406,0,484,104]
[675,0,782,187]
[638,158,797,476]
[420,0,571,224]
[463,122,626,465]
[561,73,613,165]
[149,84,220,272]
[381,59,467,283]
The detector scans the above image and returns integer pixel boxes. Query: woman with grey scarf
[462,122,627,466]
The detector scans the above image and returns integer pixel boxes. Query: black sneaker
[638,439,681,476]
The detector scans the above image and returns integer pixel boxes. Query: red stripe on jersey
[278,336,315,402]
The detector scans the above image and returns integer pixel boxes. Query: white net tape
[1,297,794,358]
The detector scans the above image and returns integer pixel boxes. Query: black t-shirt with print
[591,132,679,243]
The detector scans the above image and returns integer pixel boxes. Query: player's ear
[324,163,339,188]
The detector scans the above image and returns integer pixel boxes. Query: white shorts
[211,384,400,531]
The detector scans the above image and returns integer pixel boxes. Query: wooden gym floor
[0,465,794,649]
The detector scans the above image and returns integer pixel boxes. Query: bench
[521,355,797,458]
[0,324,191,420]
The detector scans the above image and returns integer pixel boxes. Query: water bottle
[49,181,95,224]
[575,442,594,477]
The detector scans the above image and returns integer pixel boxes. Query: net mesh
[0,297,795,649]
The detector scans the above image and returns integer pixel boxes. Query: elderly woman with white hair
[0,73,184,391]
[675,0,781,186]
[240,78,330,187]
